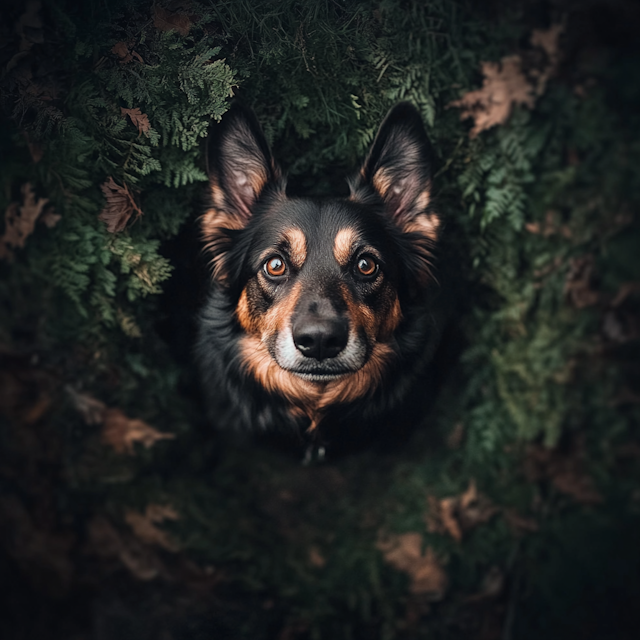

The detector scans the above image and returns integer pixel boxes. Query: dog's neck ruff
[239,334,394,431]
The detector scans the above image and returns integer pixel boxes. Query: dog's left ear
[351,103,439,242]
[202,104,282,284]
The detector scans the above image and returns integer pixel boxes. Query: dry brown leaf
[65,386,106,425]
[465,566,505,602]
[121,107,151,134]
[449,56,534,138]
[5,1,44,73]
[612,389,640,407]
[425,480,498,542]
[446,422,465,449]
[459,479,500,529]
[101,407,174,454]
[0,495,74,595]
[308,546,326,568]
[525,210,571,238]
[0,203,20,261]
[602,309,639,344]
[377,533,448,599]
[612,282,640,308]
[23,133,44,163]
[85,515,166,581]
[439,497,463,542]
[125,504,179,552]
[111,41,131,61]
[153,4,194,36]
[40,209,61,228]
[524,440,603,505]
[564,255,599,308]
[111,42,144,65]
[503,508,539,536]
[450,25,563,138]
[0,183,50,260]
[98,177,142,233]
[530,24,564,96]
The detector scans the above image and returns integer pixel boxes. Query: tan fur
[377,295,403,341]
[403,212,440,241]
[237,276,400,431]
[237,281,303,341]
[200,206,246,283]
[372,168,393,199]
[239,335,394,431]
[333,228,357,267]
[281,228,307,269]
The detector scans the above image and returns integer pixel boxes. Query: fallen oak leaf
[465,566,505,602]
[111,41,132,63]
[40,209,61,228]
[612,282,640,308]
[564,255,599,309]
[0,495,75,596]
[377,532,448,600]
[530,24,564,96]
[98,177,142,233]
[425,480,498,543]
[153,3,194,36]
[23,132,44,163]
[449,25,563,138]
[0,183,50,260]
[503,508,539,536]
[101,407,174,454]
[439,497,463,542]
[65,386,106,425]
[5,0,44,73]
[124,504,179,552]
[121,107,151,134]
[449,55,535,138]
[524,440,603,505]
[85,515,167,581]
[308,546,326,568]
[110,42,143,64]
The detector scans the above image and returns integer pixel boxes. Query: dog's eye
[355,255,379,278]
[264,255,287,278]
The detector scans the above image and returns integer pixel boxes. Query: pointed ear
[201,104,282,284]
[351,103,439,242]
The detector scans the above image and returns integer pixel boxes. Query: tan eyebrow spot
[281,227,307,269]
[333,227,358,267]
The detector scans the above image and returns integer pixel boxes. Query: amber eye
[355,255,378,278]
[264,255,287,278]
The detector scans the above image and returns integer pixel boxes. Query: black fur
[196,103,450,452]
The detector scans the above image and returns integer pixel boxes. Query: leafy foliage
[0,1,639,638]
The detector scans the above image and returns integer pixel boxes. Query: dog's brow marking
[333,228,357,267]
[281,227,307,269]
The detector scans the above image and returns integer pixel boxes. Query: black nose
[292,317,349,360]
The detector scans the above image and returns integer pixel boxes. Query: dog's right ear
[202,104,282,283]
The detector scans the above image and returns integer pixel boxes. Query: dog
[196,102,449,452]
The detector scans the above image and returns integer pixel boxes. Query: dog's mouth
[285,368,355,382]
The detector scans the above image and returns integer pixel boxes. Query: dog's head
[201,103,440,427]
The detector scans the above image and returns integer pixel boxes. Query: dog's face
[201,103,440,427]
